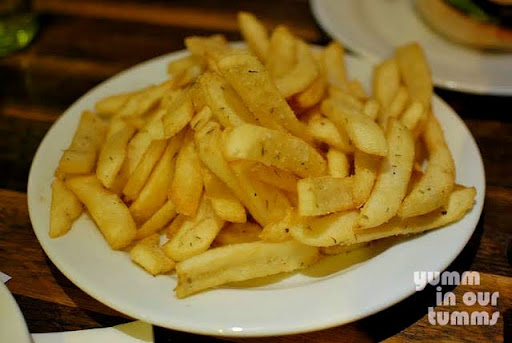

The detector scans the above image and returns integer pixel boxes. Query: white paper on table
[31,321,154,343]
[0,271,11,283]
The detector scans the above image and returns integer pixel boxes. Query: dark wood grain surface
[1,1,511,342]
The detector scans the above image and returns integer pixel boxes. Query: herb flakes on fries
[49,12,476,298]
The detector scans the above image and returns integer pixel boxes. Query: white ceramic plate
[0,283,31,343]
[28,50,485,337]
[311,0,512,95]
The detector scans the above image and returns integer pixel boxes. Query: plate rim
[310,0,512,96]
[27,48,486,337]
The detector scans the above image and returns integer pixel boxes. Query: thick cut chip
[323,41,348,90]
[96,126,136,189]
[123,139,167,201]
[329,86,364,111]
[358,120,415,228]
[290,73,327,113]
[266,25,296,79]
[130,134,182,224]
[195,122,271,226]
[274,40,319,99]
[223,124,326,178]
[56,111,106,178]
[248,163,298,193]
[363,99,380,122]
[217,53,312,143]
[202,168,246,223]
[373,57,400,109]
[398,113,455,218]
[238,12,270,63]
[347,79,368,100]
[323,99,388,156]
[190,106,214,131]
[379,86,409,129]
[395,43,433,108]
[125,106,167,175]
[65,175,136,249]
[213,222,262,246]
[231,161,292,226]
[175,240,319,298]
[356,186,476,243]
[185,34,229,60]
[95,91,134,118]
[130,234,175,275]
[162,93,195,139]
[327,149,350,178]
[259,210,293,242]
[352,150,381,207]
[118,81,172,118]
[136,200,177,240]
[298,176,355,216]
[163,197,224,261]
[199,72,257,127]
[49,179,83,238]
[400,101,426,133]
[289,210,359,247]
[307,114,353,153]
[169,131,204,216]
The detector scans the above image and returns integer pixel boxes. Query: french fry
[185,34,229,60]
[306,113,353,153]
[136,200,177,240]
[259,210,293,242]
[130,234,175,275]
[231,161,292,226]
[223,124,326,178]
[266,25,296,79]
[169,131,204,216]
[363,99,380,122]
[356,186,476,243]
[352,150,381,207]
[175,240,319,298]
[130,133,183,223]
[96,126,136,189]
[290,73,327,113]
[167,55,202,77]
[65,175,136,249]
[199,72,257,127]
[323,41,348,90]
[373,57,400,109]
[49,179,83,238]
[289,210,359,247]
[395,43,433,108]
[56,111,106,178]
[217,53,312,143]
[95,91,135,118]
[163,196,224,261]
[379,86,409,129]
[400,101,426,133]
[398,113,455,218]
[329,86,364,111]
[213,222,262,246]
[122,139,167,201]
[238,12,270,63]
[118,81,172,118]
[322,99,388,157]
[358,120,415,228]
[247,163,298,193]
[297,176,355,216]
[327,148,351,178]
[162,92,195,139]
[202,168,246,223]
[274,40,319,99]
[347,79,368,100]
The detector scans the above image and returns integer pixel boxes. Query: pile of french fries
[49,12,476,298]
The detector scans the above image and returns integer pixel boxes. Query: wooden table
[1,1,511,342]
